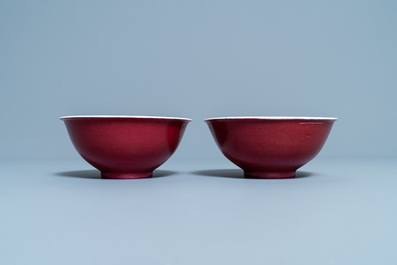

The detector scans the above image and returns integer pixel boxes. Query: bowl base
[244,171,296,179]
[101,172,152,179]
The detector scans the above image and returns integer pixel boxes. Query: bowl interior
[61,115,192,122]
[205,116,337,122]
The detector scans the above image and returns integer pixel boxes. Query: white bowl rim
[205,116,337,121]
[60,115,192,121]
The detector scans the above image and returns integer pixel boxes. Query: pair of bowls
[61,115,337,179]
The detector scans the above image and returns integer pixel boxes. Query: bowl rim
[60,115,192,121]
[205,116,337,122]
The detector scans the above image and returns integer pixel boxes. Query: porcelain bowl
[205,116,337,179]
[61,115,191,179]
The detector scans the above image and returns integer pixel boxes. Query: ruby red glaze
[61,116,191,179]
[205,117,337,179]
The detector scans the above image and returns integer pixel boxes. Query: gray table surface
[1,157,396,265]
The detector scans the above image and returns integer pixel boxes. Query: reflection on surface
[191,169,315,179]
[54,169,178,179]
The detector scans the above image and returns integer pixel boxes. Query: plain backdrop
[2,3,397,264]
[1,0,396,160]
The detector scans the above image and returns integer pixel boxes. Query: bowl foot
[244,171,296,179]
[101,172,152,179]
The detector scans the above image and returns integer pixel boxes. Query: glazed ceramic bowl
[205,116,337,179]
[61,115,191,179]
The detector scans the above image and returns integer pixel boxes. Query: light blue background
[1,2,397,264]
[1,0,396,159]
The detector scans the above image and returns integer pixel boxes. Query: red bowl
[205,116,337,179]
[61,115,191,179]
